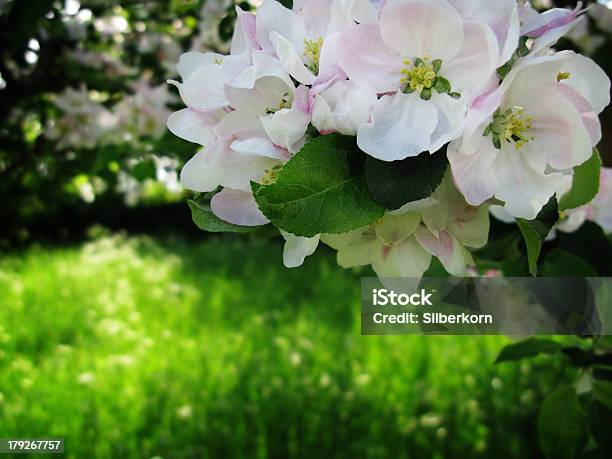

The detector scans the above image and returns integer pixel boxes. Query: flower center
[484,106,535,150]
[303,37,324,75]
[261,164,283,185]
[265,92,291,115]
[400,57,459,101]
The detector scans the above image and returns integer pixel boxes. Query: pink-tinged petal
[256,0,307,53]
[169,65,228,112]
[444,20,498,93]
[528,5,586,56]
[315,33,347,90]
[211,189,270,227]
[493,147,567,220]
[167,108,221,146]
[292,85,312,114]
[358,93,438,161]
[371,237,432,278]
[447,0,519,66]
[464,73,502,138]
[221,54,251,87]
[231,7,260,55]
[337,22,402,93]
[556,83,601,145]
[270,31,316,85]
[180,141,279,193]
[591,168,612,233]
[176,52,224,81]
[380,0,464,60]
[415,228,467,276]
[558,53,610,115]
[522,3,586,38]
[522,89,592,171]
[281,231,320,268]
[231,137,289,161]
[447,135,498,206]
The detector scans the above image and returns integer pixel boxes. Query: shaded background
[0,1,611,458]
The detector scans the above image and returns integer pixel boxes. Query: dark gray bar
[361,277,612,335]
[0,439,64,454]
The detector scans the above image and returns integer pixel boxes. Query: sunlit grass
[0,235,569,458]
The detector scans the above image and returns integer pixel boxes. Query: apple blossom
[337,0,500,161]
[254,0,351,88]
[448,51,610,219]
[321,175,490,277]
[311,80,378,136]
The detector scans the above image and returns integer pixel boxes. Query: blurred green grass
[0,234,571,459]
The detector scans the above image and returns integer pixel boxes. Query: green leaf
[538,386,588,459]
[187,196,256,234]
[516,196,559,276]
[252,134,384,238]
[494,338,562,364]
[541,249,598,277]
[559,149,602,211]
[365,149,448,210]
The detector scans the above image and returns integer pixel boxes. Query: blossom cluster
[168,0,611,278]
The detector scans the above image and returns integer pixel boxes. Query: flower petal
[357,93,438,161]
[493,147,567,220]
[256,0,307,53]
[443,20,498,93]
[170,64,228,112]
[270,31,316,85]
[448,134,498,206]
[211,188,270,227]
[415,228,468,276]
[447,0,519,66]
[281,231,320,268]
[371,237,432,278]
[231,7,260,55]
[180,141,278,193]
[380,0,464,60]
[176,52,224,81]
[260,109,310,153]
[167,108,221,146]
[312,80,377,136]
[231,137,289,161]
[521,88,593,171]
[559,53,610,115]
[337,22,402,93]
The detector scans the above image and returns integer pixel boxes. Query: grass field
[0,234,572,458]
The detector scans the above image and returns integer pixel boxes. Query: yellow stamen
[557,72,571,82]
[303,37,324,75]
